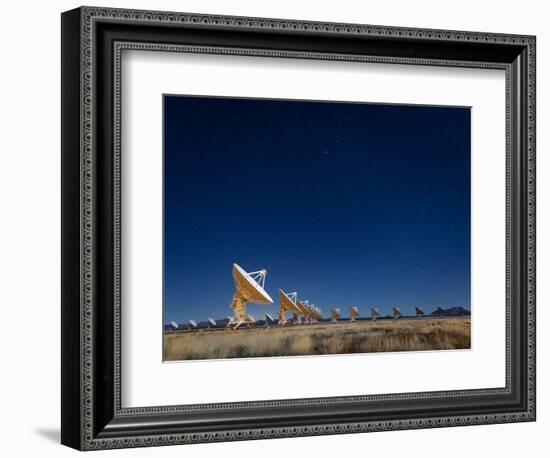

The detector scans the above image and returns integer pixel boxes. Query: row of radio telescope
[172,264,425,331]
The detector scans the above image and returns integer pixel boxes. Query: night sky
[164,95,471,325]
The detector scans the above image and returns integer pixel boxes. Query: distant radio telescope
[415,306,424,318]
[170,321,179,330]
[226,316,236,328]
[371,307,380,321]
[188,319,198,330]
[246,314,256,328]
[264,312,275,328]
[306,304,322,323]
[314,306,323,322]
[278,290,301,326]
[229,263,273,330]
[294,299,317,324]
[331,308,342,322]
[296,299,312,324]
[207,318,216,329]
[392,307,402,319]
[349,306,360,322]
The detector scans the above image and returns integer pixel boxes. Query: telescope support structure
[229,293,252,330]
[278,307,289,326]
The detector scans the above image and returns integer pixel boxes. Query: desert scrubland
[164,317,471,361]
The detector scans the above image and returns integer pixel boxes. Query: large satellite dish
[392,307,402,319]
[415,306,424,318]
[293,299,311,325]
[226,316,236,328]
[278,289,301,326]
[299,300,312,324]
[188,319,197,330]
[298,300,311,314]
[313,306,322,320]
[279,290,301,313]
[331,308,342,322]
[349,306,360,322]
[232,264,273,304]
[305,303,322,323]
[371,307,380,321]
[170,321,179,330]
[229,263,273,329]
[208,318,217,329]
[263,312,275,328]
[307,303,320,316]
[246,314,256,328]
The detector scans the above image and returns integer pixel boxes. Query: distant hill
[430,306,470,317]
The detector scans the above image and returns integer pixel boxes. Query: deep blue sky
[164,95,471,324]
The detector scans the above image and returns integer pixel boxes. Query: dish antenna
[298,300,312,324]
[246,314,256,328]
[331,308,342,323]
[314,305,322,316]
[278,290,301,326]
[294,299,311,325]
[229,263,273,329]
[306,304,322,323]
[170,321,179,330]
[226,316,236,328]
[415,306,424,318]
[264,312,275,328]
[349,306,360,322]
[188,319,197,330]
[371,307,380,321]
[392,307,402,319]
[207,318,217,329]
[315,306,323,321]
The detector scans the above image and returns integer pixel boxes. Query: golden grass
[164,317,471,361]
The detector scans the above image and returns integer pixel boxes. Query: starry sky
[163,95,471,325]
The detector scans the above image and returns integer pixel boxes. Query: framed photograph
[61,6,536,450]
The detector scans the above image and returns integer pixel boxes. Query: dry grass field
[164,317,470,361]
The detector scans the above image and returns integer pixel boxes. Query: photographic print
[163,95,471,361]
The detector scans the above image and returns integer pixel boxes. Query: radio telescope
[294,299,312,325]
[264,312,275,328]
[226,316,236,328]
[170,321,179,330]
[207,318,216,329]
[349,306,360,322]
[371,307,380,321]
[298,300,310,323]
[278,290,301,326]
[300,300,315,324]
[331,308,342,323]
[415,306,424,318]
[313,305,323,318]
[229,263,273,329]
[392,307,402,319]
[188,319,198,330]
[306,304,322,323]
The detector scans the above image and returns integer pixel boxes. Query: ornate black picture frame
[61,6,536,450]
